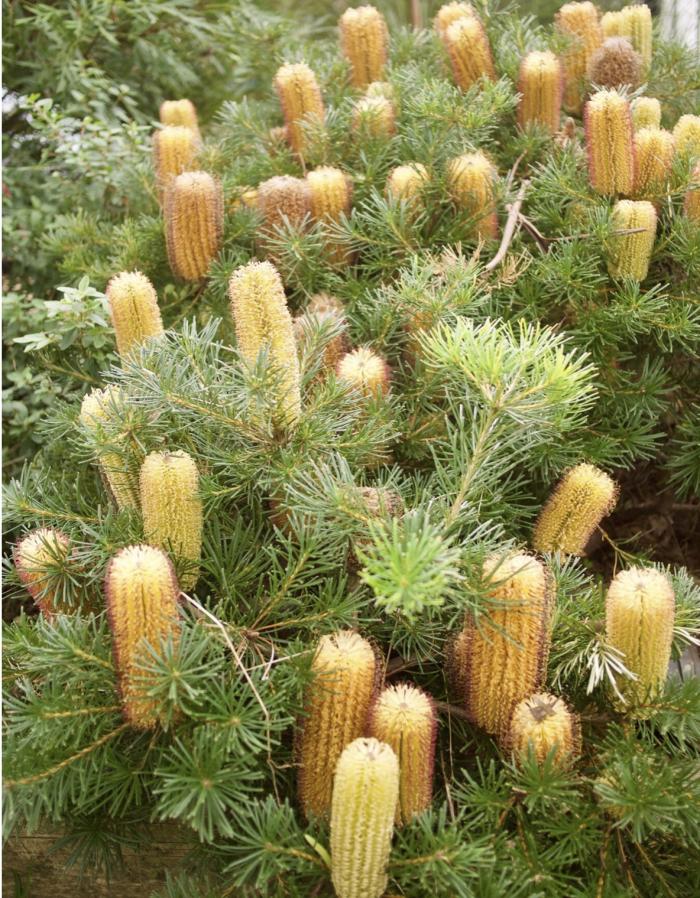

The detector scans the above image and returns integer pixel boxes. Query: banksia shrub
[556,1,603,113]
[153,125,199,198]
[297,630,377,818]
[517,50,563,134]
[330,737,399,898]
[352,95,396,138]
[228,260,302,426]
[140,450,203,592]
[293,293,348,376]
[105,545,181,729]
[631,96,661,131]
[586,38,642,91]
[444,16,496,92]
[673,114,700,161]
[447,151,498,240]
[164,171,223,281]
[507,693,581,767]
[386,163,429,204]
[339,5,389,89]
[532,463,618,555]
[337,347,391,398]
[605,567,675,711]
[685,162,700,222]
[106,270,164,359]
[14,528,71,617]
[80,387,140,510]
[273,63,325,158]
[633,128,674,200]
[607,199,657,282]
[450,552,553,739]
[434,2,476,41]
[159,99,200,140]
[307,166,352,263]
[602,5,652,71]
[584,89,635,196]
[368,683,436,824]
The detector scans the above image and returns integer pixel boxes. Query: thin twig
[434,699,476,723]
[410,0,422,29]
[484,180,530,272]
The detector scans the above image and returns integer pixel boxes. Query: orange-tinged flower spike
[80,386,140,510]
[517,50,563,134]
[606,567,675,712]
[105,545,181,729]
[586,38,642,90]
[556,1,603,113]
[228,260,302,427]
[507,693,581,767]
[307,166,353,263]
[532,463,618,555]
[684,162,700,222]
[434,2,476,41]
[386,163,429,203]
[159,99,200,141]
[673,115,700,161]
[256,175,311,253]
[608,199,657,281]
[14,528,71,618]
[273,63,325,158]
[140,451,203,592]
[603,5,652,71]
[447,151,498,240]
[164,171,223,281]
[152,125,199,200]
[631,96,661,131]
[106,270,164,359]
[584,89,635,196]
[444,16,496,92]
[297,630,378,818]
[352,96,396,138]
[331,737,398,898]
[368,684,436,824]
[339,6,389,89]
[633,128,674,200]
[450,553,553,739]
[337,347,391,398]
[293,293,349,377]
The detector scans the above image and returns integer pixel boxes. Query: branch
[484,180,530,272]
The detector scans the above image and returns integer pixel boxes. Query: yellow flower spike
[606,567,675,713]
[273,63,325,159]
[365,80,395,101]
[517,50,563,134]
[608,199,657,281]
[673,115,700,161]
[256,174,311,246]
[228,260,302,427]
[293,293,349,377]
[159,99,200,140]
[352,96,396,138]
[386,163,429,205]
[434,2,476,41]
[297,631,378,819]
[105,545,181,729]
[684,162,700,222]
[444,16,496,92]
[337,347,391,398]
[339,5,389,89]
[603,5,652,71]
[306,166,353,264]
[507,693,581,767]
[369,683,436,824]
[106,270,164,359]
[152,125,199,199]
[587,38,642,90]
[532,462,618,555]
[80,387,141,510]
[633,128,674,200]
[140,450,203,592]
[631,96,661,132]
[164,171,223,281]
[451,552,553,739]
[556,1,603,113]
[584,89,635,196]
[447,151,498,240]
[14,528,71,618]
[330,737,399,898]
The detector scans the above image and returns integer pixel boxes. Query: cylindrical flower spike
[673,115,700,161]
[608,199,657,281]
[507,693,581,767]
[297,630,378,818]
[337,347,391,398]
[517,50,563,134]
[606,567,675,712]
[349,486,405,571]
[584,89,635,196]
[339,6,389,89]
[256,175,311,259]
[106,271,164,359]
[532,463,618,555]
[365,80,395,101]
[450,553,553,739]
[602,5,652,71]
[159,99,200,141]
[633,128,674,200]
[386,163,429,203]
[631,96,661,132]
[140,450,203,592]
[273,63,325,159]
[153,125,199,200]
[586,38,642,90]
[352,96,396,138]
[105,545,181,729]
[330,737,399,898]
[685,162,700,222]
[14,528,71,618]
[434,2,476,41]
[228,260,302,427]
[447,151,498,240]
[556,1,603,113]
[164,171,223,281]
[369,683,436,824]
[80,387,140,510]
[293,293,349,377]
[307,166,352,263]
[444,16,496,92]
